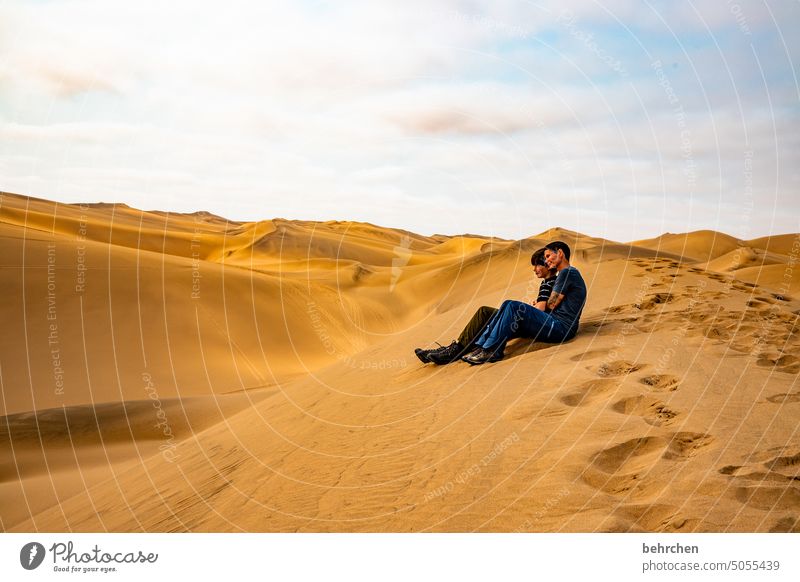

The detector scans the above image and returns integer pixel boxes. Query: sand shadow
[501,328,595,361]
[502,339,553,360]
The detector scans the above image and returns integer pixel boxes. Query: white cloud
[0,0,797,241]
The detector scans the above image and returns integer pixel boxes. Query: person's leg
[473,300,514,350]
[457,306,498,349]
[517,306,572,344]
[473,300,561,357]
[424,306,498,365]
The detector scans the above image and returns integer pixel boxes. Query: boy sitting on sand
[415,241,587,366]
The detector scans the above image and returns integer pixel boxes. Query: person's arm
[546,292,565,311]
[534,278,555,311]
[547,269,572,312]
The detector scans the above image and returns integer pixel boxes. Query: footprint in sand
[638,374,680,392]
[684,305,725,324]
[583,436,669,499]
[706,291,729,300]
[635,293,676,310]
[769,516,800,533]
[659,312,686,325]
[746,299,773,310]
[581,320,628,337]
[610,503,699,533]
[611,395,679,426]
[728,341,758,355]
[757,354,800,374]
[581,432,715,499]
[766,451,800,476]
[569,349,611,362]
[718,451,800,486]
[725,310,800,355]
[644,264,676,273]
[719,449,800,516]
[634,312,674,333]
[592,360,644,378]
[706,272,730,283]
[734,323,758,333]
[662,432,715,460]
[702,325,733,341]
[766,392,800,404]
[560,378,622,407]
[733,485,800,511]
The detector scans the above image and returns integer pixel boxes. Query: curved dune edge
[1,191,799,532]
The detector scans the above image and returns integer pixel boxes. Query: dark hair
[545,240,571,262]
[530,248,548,267]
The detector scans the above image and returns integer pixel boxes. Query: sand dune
[746,234,800,256]
[703,246,785,273]
[632,230,745,263]
[1,190,798,532]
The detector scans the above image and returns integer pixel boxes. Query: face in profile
[544,249,562,269]
[533,263,549,279]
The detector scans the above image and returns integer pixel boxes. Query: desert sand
[1,190,799,532]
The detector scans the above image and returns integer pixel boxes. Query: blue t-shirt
[550,266,587,335]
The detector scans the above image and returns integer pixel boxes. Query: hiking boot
[462,347,503,365]
[427,341,467,365]
[415,341,458,364]
[415,347,434,363]
[460,347,483,361]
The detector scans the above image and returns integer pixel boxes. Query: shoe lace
[434,340,458,348]
[429,340,459,356]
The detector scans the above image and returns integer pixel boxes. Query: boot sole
[428,355,460,365]
[414,349,431,364]
[462,354,503,365]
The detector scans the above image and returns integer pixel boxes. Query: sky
[1,0,798,241]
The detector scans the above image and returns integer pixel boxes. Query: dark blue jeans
[474,300,574,355]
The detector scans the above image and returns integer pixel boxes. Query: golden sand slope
[1,191,799,532]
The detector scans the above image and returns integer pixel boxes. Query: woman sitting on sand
[415,247,558,365]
